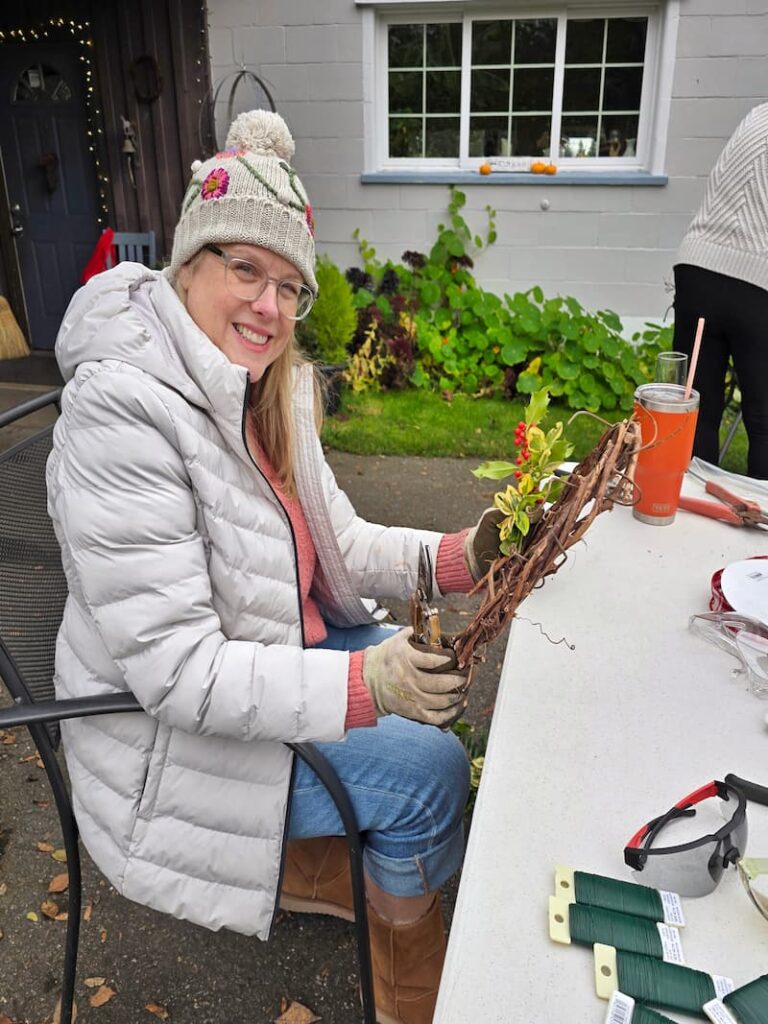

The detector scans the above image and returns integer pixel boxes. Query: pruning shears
[410,543,441,646]
[678,479,768,529]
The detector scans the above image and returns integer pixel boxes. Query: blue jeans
[287,624,470,897]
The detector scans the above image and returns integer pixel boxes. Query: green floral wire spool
[633,1005,677,1024]
[556,867,682,925]
[576,872,666,922]
[569,903,665,958]
[723,975,768,1023]
[595,946,722,1016]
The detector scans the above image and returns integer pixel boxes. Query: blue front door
[0,41,101,350]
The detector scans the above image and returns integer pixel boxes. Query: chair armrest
[0,388,62,428]
[0,692,142,729]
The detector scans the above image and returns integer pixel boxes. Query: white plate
[721,558,768,626]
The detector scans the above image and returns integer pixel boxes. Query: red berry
[515,470,522,479]
[524,451,530,460]
[517,421,525,429]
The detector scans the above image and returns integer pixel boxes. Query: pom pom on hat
[170,108,316,294]
[225,110,295,162]
[190,159,202,173]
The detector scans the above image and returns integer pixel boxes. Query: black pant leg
[726,279,768,479]
[672,265,730,465]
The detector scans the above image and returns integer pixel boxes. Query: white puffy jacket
[46,263,445,939]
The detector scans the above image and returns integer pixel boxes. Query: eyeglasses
[204,244,314,321]
[689,612,768,699]
[624,779,748,897]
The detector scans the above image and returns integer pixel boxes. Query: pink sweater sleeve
[345,651,377,730]
[435,529,474,594]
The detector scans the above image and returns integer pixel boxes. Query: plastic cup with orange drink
[632,383,700,526]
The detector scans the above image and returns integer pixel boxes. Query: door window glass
[14,65,72,103]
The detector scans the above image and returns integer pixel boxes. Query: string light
[0,17,110,223]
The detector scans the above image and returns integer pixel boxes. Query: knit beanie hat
[169,109,317,294]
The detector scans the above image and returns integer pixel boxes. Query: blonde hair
[173,254,323,498]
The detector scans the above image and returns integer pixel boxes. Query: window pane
[560,117,598,157]
[14,64,72,103]
[389,71,422,114]
[512,68,554,112]
[469,115,508,157]
[563,68,601,111]
[514,19,557,65]
[472,20,511,65]
[389,24,423,68]
[389,117,423,157]
[425,117,459,157]
[426,23,462,67]
[511,116,552,156]
[603,67,643,111]
[600,115,639,157]
[426,70,460,113]
[565,20,604,64]
[606,18,647,63]
[471,68,510,113]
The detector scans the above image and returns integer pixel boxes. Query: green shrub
[346,188,666,413]
[296,255,357,365]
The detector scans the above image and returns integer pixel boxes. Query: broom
[0,296,30,358]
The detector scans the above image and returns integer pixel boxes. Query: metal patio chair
[0,390,374,1024]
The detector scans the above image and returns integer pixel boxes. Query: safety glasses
[689,612,768,698]
[624,780,747,897]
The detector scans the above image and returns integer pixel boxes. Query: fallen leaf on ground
[84,977,106,988]
[1,731,16,745]
[89,985,116,1008]
[49,873,69,893]
[26,911,39,922]
[274,1000,321,1023]
[0,882,7,896]
[0,927,4,939]
[35,757,45,769]
[0,1013,15,1023]
[51,849,67,863]
[55,911,69,922]
[99,927,107,943]
[144,1002,170,1019]
[83,901,93,922]
[36,841,55,853]
[41,899,60,919]
[32,799,50,809]
[19,754,39,763]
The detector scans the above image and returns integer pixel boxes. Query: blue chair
[0,390,375,1024]
[105,230,157,269]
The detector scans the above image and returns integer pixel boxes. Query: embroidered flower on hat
[305,203,315,237]
[201,167,229,200]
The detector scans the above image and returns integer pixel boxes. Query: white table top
[436,484,768,1023]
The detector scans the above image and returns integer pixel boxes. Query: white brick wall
[206,0,768,320]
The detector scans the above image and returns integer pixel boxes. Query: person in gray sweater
[673,102,768,479]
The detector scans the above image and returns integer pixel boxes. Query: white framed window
[362,3,675,176]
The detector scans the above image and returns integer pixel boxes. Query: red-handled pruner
[679,480,768,529]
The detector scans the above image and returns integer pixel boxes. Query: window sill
[360,171,668,186]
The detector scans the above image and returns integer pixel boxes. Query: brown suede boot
[367,894,447,1024]
[279,837,355,922]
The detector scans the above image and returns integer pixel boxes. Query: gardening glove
[464,507,506,582]
[363,627,471,728]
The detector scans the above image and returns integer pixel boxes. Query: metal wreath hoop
[198,67,277,155]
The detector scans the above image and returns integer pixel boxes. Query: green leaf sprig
[472,388,574,554]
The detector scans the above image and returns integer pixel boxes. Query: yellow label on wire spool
[549,896,572,944]
[554,865,577,904]
[595,943,619,1000]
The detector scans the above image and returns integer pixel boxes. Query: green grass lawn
[322,388,749,475]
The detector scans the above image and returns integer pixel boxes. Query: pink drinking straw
[684,317,705,400]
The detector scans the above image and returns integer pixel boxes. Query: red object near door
[80,227,115,284]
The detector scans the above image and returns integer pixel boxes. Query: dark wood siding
[0,0,212,264]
